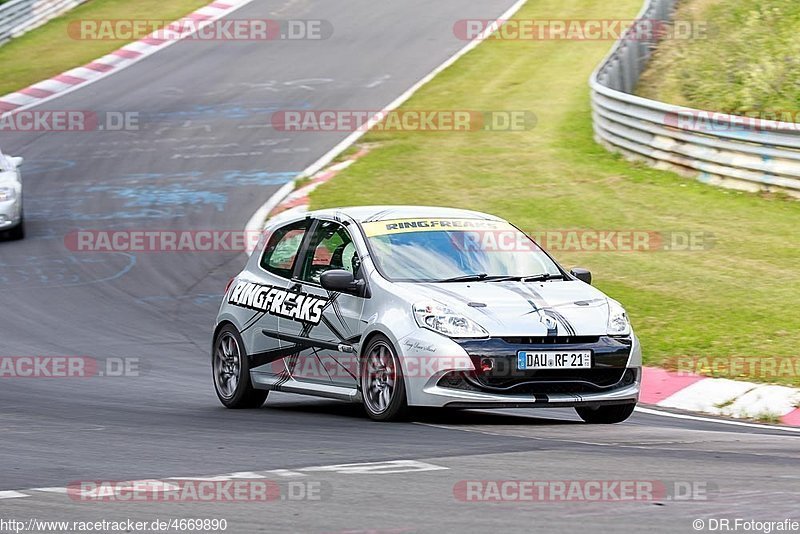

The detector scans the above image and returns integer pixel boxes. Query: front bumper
[426,375,639,409]
[0,199,21,229]
[404,335,641,408]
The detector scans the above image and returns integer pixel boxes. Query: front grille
[471,367,627,390]
[501,336,600,345]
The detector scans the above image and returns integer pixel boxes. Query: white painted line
[265,469,308,478]
[0,490,30,499]
[224,471,268,479]
[94,54,127,67]
[31,79,72,93]
[242,0,530,242]
[167,470,268,481]
[657,378,755,415]
[29,487,68,493]
[122,41,158,54]
[328,159,356,172]
[0,92,38,106]
[195,6,225,17]
[728,385,800,418]
[299,460,448,475]
[635,406,800,433]
[62,66,106,80]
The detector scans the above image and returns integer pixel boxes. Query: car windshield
[362,217,562,282]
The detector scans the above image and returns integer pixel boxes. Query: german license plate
[517,350,591,370]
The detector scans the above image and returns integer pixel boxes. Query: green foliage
[637,0,800,115]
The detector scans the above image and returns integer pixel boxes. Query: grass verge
[636,0,800,114]
[309,0,800,386]
[0,0,210,96]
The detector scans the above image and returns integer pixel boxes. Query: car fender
[396,329,475,406]
[628,332,643,369]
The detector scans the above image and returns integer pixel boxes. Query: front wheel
[3,218,24,240]
[9,221,24,240]
[212,324,268,409]
[360,335,408,421]
[575,402,636,424]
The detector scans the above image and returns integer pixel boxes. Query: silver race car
[0,151,24,240]
[213,206,641,423]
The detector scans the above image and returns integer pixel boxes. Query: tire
[1,216,24,241]
[212,324,268,409]
[8,218,24,240]
[360,334,408,421]
[575,402,636,424]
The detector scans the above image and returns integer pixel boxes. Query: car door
[240,218,311,375]
[277,218,367,388]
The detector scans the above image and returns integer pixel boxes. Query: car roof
[310,205,506,224]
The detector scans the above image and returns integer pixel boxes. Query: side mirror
[9,156,23,168]
[570,268,592,285]
[320,269,363,294]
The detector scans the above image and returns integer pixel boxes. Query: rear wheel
[212,324,268,409]
[576,402,636,424]
[360,335,408,421]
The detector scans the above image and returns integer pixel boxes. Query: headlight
[607,300,631,336]
[413,301,488,338]
[0,187,15,202]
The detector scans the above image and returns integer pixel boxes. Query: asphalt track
[0,1,798,532]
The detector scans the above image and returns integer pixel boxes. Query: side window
[300,220,360,284]
[260,220,309,279]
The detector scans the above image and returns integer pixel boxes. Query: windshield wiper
[436,273,490,283]
[486,273,565,282]
[520,273,565,282]
[436,273,564,283]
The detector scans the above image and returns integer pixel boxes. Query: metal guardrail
[0,0,87,45]
[590,0,800,198]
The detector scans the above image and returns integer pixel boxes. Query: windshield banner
[362,218,512,237]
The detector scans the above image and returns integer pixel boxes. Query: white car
[213,206,641,423]
[0,150,24,240]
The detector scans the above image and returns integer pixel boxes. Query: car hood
[396,280,613,337]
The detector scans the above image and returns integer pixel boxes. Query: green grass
[637,0,800,115]
[309,0,800,386]
[0,0,209,96]
[753,411,782,424]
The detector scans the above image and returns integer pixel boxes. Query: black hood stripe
[548,309,577,336]
[499,282,580,336]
